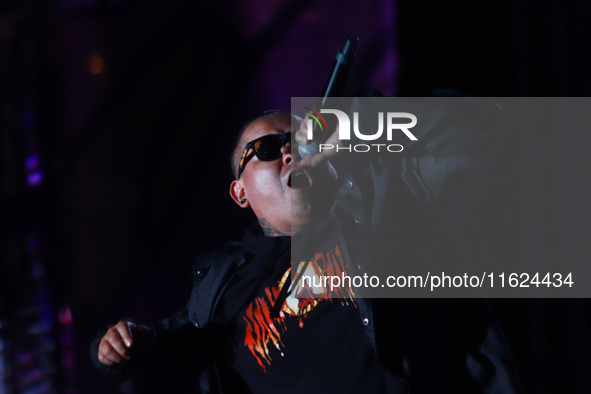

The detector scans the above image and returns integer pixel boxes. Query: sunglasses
[237,132,291,178]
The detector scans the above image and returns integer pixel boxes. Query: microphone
[298,37,358,158]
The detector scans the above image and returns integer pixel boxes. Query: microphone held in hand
[299,37,358,158]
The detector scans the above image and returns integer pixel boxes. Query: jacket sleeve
[349,96,505,232]
[89,309,208,394]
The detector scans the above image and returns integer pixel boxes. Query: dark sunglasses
[237,132,291,178]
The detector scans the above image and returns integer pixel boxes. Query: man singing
[91,96,520,393]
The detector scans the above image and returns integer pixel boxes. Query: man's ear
[230,179,249,208]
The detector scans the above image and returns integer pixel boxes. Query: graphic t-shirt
[216,228,390,394]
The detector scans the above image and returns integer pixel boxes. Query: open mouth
[289,170,311,188]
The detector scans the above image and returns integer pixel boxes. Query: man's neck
[258,218,290,237]
[257,217,314,237]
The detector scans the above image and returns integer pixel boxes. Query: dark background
[1,0,590,393]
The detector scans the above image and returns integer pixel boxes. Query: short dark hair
[231,109,292,179]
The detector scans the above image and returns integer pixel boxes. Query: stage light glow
[87,51,105,75]
[25,154,39,171]
[27,171,43,186]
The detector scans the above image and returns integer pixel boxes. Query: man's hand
[295,114,341,168]
[97,321,149,365]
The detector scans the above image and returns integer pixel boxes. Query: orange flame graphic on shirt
[243,245,355,372]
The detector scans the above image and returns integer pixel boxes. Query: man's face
[230,114,337,235]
